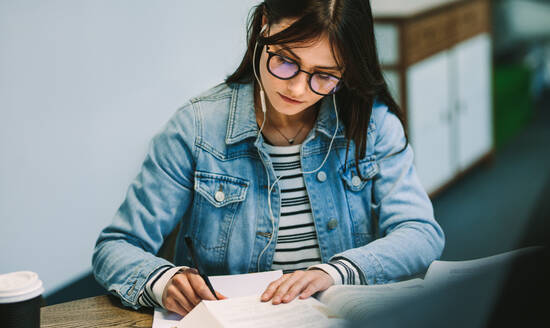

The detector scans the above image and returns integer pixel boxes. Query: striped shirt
[264,142,322,274]
[264,142,364,285]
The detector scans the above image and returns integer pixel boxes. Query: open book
[154,247,540,328]
[317,246,542,325]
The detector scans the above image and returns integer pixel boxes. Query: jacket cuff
[114,255,176,309]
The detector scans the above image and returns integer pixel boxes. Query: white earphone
[253,23,340,271]
[254,24,269,114]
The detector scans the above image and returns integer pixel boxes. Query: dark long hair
[226,0,407,178]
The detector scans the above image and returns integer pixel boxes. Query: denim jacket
[92,81,445,309]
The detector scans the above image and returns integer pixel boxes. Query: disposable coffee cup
[0,271,44,328]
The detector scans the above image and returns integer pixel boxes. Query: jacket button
[351,176,361,187]
[317,171,327,182]
[214,191,225,202]
[327,218,338,230]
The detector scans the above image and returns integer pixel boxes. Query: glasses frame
[265,45,342,96]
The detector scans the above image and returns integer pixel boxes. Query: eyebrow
[277,46,342,71]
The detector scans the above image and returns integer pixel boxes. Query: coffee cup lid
[0,271,44,304]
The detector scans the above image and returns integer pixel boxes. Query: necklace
[254,85,314,145]
[270,122,306,144]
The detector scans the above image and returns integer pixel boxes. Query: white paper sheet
[153,308,184,328]
[208,270,283,298]
[152,270,283,328]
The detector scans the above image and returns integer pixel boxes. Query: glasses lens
[311,73,340,95]
[268,54,299,79]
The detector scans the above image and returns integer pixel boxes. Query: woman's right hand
[161,268,226,316]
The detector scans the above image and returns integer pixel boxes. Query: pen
[184,236,219,300]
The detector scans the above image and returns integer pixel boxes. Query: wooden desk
[40,295,153,328]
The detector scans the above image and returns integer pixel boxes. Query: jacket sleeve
[92,102,197,309]
[334,103,445,285]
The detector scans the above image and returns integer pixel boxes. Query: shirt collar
[225,82,345,145]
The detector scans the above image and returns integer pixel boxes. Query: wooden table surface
[40,295,154,328]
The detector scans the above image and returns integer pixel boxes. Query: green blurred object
[493,64,534,150]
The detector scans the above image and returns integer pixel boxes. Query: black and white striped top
[263,143,323,274]
[264,142,364,285]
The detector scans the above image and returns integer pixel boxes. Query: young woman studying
[92,0,445,316]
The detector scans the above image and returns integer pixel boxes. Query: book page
[317,278,425,321]
[153,270,283,328]
[193,295,347,328]
[424,246,541,285]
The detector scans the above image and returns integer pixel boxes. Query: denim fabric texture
[92,81,445,309]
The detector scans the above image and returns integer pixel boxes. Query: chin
[274,103,309,116]
[270,94,311,116]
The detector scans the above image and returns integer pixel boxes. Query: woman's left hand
[261,270,334,304]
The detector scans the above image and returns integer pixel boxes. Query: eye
[316,73,332,81]
[277,54,295,65]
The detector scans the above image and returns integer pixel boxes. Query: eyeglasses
[265,46,342,96]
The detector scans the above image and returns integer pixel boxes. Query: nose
[286,70,309,97]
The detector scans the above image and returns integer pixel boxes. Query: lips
[278,92,303,104]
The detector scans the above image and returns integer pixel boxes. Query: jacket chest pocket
[191,171,249,257]
[340,156,379,247]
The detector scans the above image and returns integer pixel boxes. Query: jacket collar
[225,82,345,145]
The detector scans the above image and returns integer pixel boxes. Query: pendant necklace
[271,122,306,145]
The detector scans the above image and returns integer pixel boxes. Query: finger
[272,271,306,304]
[261,274,289,302]
[164,284,193,315]
[281,276,312,303]
[261,280,282,301]
[188,273,217,300]
[215,291,227,300]
[172,274,201,306]
[164,297,188,316]
[174,293,194,315]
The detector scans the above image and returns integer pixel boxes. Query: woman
[92,0,445,316]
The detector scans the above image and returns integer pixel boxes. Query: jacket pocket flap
[194,171,249,207]
[340,156,379,191]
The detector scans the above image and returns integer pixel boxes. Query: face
[258,18,343,117]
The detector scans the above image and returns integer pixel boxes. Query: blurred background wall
[1,0,549,308]
[0,0,258,301]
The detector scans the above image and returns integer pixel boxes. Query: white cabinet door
[407,52,455,194]
[454,34,493,169]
